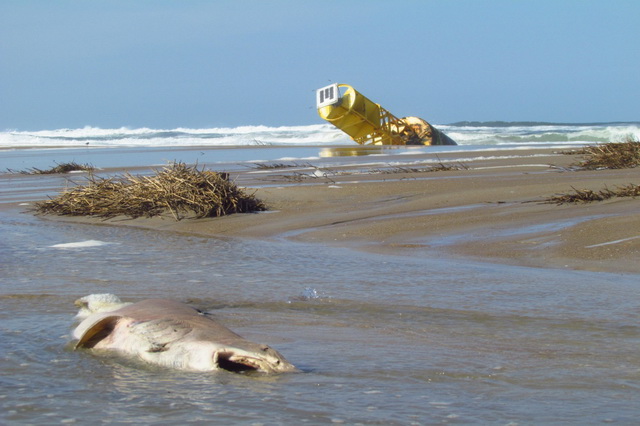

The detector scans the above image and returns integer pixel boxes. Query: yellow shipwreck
[316,83,456,146]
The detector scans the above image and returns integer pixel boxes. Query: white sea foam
[49,240,114,249]
[1,122,637,149]
[585,235,640,248]
[0,124,349,148]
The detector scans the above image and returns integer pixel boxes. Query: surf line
[585,235,640,249]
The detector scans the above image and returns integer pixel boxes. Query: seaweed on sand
[546,137,640,204]
[574,137,640,170]
[544,184,640,205]
[34,162,266,220]
[9,162,95,174]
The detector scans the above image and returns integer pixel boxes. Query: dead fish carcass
[72,295,298,374]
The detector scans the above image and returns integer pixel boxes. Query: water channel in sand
[1,205,639,424]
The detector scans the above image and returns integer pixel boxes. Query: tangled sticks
[546,138,640,204]
[35,163,266,220]
[575,137,640,170]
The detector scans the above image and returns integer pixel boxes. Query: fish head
[211,343,298,374]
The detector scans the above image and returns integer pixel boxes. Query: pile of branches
[35,162,265,220]
[574,137,640,170]
[545,183,640,205]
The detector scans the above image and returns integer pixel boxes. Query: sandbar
[7,147,640,274]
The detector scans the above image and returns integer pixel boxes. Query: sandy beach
[27,147,639,275]
[3,145,640,424]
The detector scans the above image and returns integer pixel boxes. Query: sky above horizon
[1,0,638,130]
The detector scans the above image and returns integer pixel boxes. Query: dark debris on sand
[548,137,640,204]
[34,162,266,220]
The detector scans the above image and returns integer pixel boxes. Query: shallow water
[1,144,639,424]
[1,204,639,424]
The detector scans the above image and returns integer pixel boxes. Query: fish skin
[73,297,298,374]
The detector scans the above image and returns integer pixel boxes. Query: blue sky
[1,0,638,130]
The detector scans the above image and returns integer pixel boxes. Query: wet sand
[3,146,640,425]
[19,147,638,275]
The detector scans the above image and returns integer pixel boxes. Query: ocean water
[1,121,638,173]
[1,122,640,424]
[2,121,639,149]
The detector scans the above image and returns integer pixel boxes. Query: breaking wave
[1,122,638,149]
